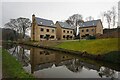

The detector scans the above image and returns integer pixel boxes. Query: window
[63,35,65,38]
[86,29,89,32]
[82,30,84,32]
[41,28,44,31]
[40,35,44,38]
[45,52,49,55]
[70,31,72,34]
[67,31,69,33]
[40,51,43,54]
[50,35,54,38]
[91,29,94,32]
[33,32,35,34]
[63,30,65,33]
[46,29,49,32]
[52,29,54,33]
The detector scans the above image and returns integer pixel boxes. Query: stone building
[79,19,103,38]
[31,14,56,41]
[55,21,74,40]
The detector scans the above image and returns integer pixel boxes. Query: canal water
[3,44,120,79]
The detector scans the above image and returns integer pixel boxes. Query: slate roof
[35,17,56,27]
[34,63,53,71]
[57,21,74,29]
[79,19,101,28]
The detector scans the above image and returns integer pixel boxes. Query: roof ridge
[83,19,101,23]
[35,17,53,21]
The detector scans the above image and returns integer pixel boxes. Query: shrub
[86,35,96,40]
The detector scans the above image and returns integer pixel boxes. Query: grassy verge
[2,49,35,79]
[56,38,119,55]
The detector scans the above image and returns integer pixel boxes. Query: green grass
[56,38,119,55]
[2,49,35,79]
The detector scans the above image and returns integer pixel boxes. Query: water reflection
[6,45,119,78]
[30,48,73,73]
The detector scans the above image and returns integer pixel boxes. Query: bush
[86,35,96,40]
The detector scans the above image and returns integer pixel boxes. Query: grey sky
[1,0,119,29]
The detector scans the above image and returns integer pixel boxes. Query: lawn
[2,49,35,79]
[56,38,119,55]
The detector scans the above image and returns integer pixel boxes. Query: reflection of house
[30,48,73,72]
[34,63,53,71]
[55,60,73,67]
[31,14,56,41]
[55,21,74,40]
[79,19,103,38]
[83,62,100,72]
[30,48,55,65]
[55,54,73,67]
[30,48,73,66]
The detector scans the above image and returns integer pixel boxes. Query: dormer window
[40,22,42,24]
[51,24,53,26]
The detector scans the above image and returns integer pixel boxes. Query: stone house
[55,21,74,40]
[31,14,56,41]
[79,19,103,38]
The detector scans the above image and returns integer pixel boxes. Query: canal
[3,43,120,79]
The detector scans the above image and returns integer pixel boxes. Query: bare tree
[5,17,31,40]
[67,14,83,26]
[85,16,94,21]
[66,14,83,36]
[66,20,73,26]
[104,10,112,29]
[111,6,117,28]
[103,6,117,29]
[99,67,116,79]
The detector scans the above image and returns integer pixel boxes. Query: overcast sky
[1,0,119,29]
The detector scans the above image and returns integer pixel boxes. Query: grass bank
[56,38,119,55]
[4,38,120,64]
[2,49,35,79]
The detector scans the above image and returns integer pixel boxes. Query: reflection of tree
[66,59,83,73]
[18,46,29,66]
[98,67,116,79]
[11,45,19,55]
[2,43,15,49]
[9,46,30,67]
